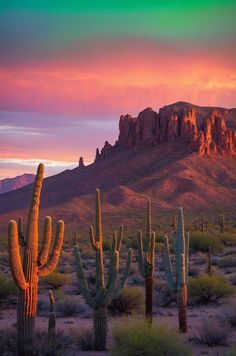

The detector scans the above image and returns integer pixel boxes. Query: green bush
[218,255,236,268]
[0,272,17,299]
[41,272,71,289]
[226,346,236,356]
[102,239,111,251]
[194,317,230,346]
[109,287,144,316]
[112,319,192,356]
[190,232,224,253]
[188,274,234,304]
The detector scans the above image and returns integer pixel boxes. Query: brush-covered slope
[0,101,236,226]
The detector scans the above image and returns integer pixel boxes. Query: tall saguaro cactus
[163,207,189,332]
[8,164,64,356]
[74,189,132,351]
[137,199,155,323]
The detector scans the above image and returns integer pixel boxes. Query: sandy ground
[1,302,235,356]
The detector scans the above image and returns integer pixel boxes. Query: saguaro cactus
[48,290,56,342]
[8,164,64,356]
[74,189,132,351]
[137,199,155,323]
[163,207,189,332]
[219,214,225,233]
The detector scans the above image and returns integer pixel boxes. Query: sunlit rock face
[97,102,236,161]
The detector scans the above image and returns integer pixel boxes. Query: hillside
[0,173,35,195]
[0,101,236,229]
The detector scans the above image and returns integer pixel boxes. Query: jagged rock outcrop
[95,148,100,162]
[100,141,113,158]
[95,103,236,162]
[79,156,85,167]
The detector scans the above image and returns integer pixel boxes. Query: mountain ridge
[0,101,236,228]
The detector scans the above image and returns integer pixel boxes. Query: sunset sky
[1,0,236,178]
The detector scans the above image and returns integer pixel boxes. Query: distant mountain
[0,101,235,229]
[0,173,35,195]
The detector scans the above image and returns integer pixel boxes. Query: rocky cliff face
[97,102,236,160]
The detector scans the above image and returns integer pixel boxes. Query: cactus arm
[150,231,155,271]
[74,245,96,308]
[117,225,123,252]
[107,233,117,287]
[38,220,64,276]
[185,232,190,283]
[38,216,52,267]
[95,189,104,288]
[95,189,102,244]
[8,220,29,290]
[90,226,96,250]
[104,252,119,305]
[163,235,176,291]
[114,248,133,298]
[17,217,25,247]
[26,163,44,257]
[137,230,145,276]
[177,207,185,255]
[144,199,152,252]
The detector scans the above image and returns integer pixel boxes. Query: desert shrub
[112,319,192,356]
[188,274,234,304]
[194,317,230,346]
[37,298,48,316]
[35,329,73,356]
[226,346,236,356]
[218,255,236,268]
[188,266,200,277]
[41,272,71,289]
[74,328,94,351]
[154,280,174,307]
[109,287,144,316]
[130,273,143,286]
[193,253,207,265]
[219,232,236,246]
[230,273,236,285]
[190,232,224,253]
[57,295,88,317]
[0,272,17,300]
[57,295,86,317]
[0,328,17,354]
[125,237,138,249]
[221,305,236,328]
[103,239,111,251]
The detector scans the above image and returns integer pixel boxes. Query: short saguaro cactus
[163,207,189,332]
[137,199,155,323]
[74,189,132,351]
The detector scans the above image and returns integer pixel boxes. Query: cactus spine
[137,199,155,323]
[74,189,132,351]
[8,164,64,356]
[219,214,224,233]
[48,290,56,342]
[163,207,189,332]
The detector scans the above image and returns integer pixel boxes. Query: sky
[0,0,236,178]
